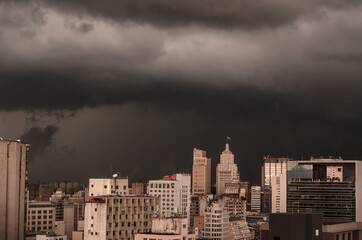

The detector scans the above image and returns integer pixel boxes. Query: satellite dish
[112,174,118,178]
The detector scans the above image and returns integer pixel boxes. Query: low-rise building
[89,177,129,197]
[27,201,56,233]
[35,233,67,240]
[135,218,196,240]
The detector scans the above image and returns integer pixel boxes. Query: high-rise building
[203,202,229,240]
[0,139,30,240]
[270,157,362,225]
[148,173,191,220]
[216,143,240,195]
[261,156,290,214]
[84,195,159,240]
[261,156,290,189]
[88,177,129,197]
[192,148,211,195]
[250,186,261,213]
[271,173,287,213]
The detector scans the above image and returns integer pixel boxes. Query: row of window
[28,220,53,225]
[149,183,175,188]
[28,210,53,214]
[28,215,53,220]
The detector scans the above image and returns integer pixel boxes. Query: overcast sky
[1,0,362,184]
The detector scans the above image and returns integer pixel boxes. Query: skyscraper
[192,148,211,195]
[0,139,30,240]
[261,156,290,213]
[261,156,290,189]
[216,143,240,195]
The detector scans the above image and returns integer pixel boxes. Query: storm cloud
[46,0,361,29]
[1,0,362,183]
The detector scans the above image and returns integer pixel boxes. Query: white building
[204,202,229,240]
[148,173,191,219]
[27,201,56,233]
[89,177,129,197]
[250,186,261,213]
[192,148,212,195]
[216,143,240,195]
[36,234,67,240]
[271,173,287,213]
[0,139,29,240]
[261,156,289,189]
[326,165,343,180]
[134,218,196,240]
[84,195,159,240]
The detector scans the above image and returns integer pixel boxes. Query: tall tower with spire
[216,141,240,195]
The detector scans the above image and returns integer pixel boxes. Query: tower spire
[226,136,231,150]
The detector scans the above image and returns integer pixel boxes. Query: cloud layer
[1,0,362,183]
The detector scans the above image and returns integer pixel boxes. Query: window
[104,185,107,188]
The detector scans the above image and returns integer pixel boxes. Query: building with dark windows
[271,157,362,225]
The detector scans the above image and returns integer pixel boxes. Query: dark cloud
[21,125,58,161]
[1,1,362,184]
[65,22,95,34]
[45,0,361,29]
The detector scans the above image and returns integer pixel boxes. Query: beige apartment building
[192,148,211,195]
[0,139,30,240]
[84,195,160,240]
[27,201,56,233]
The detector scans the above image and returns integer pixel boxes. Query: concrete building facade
[251,186,261,213]
[229,219,251,240]
[84,195,159,240]
[131,182,147,195]
[192,148,211,195]
[271,173,287,213]
[0,139,30,240]
[134,218,196,240]
[148,174,191,219]
[27,201,56,233]
[89,177,129,197]
[216,143,240,195]
[204,202,229,240]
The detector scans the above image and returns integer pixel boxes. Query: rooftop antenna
[176,158,179,173]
